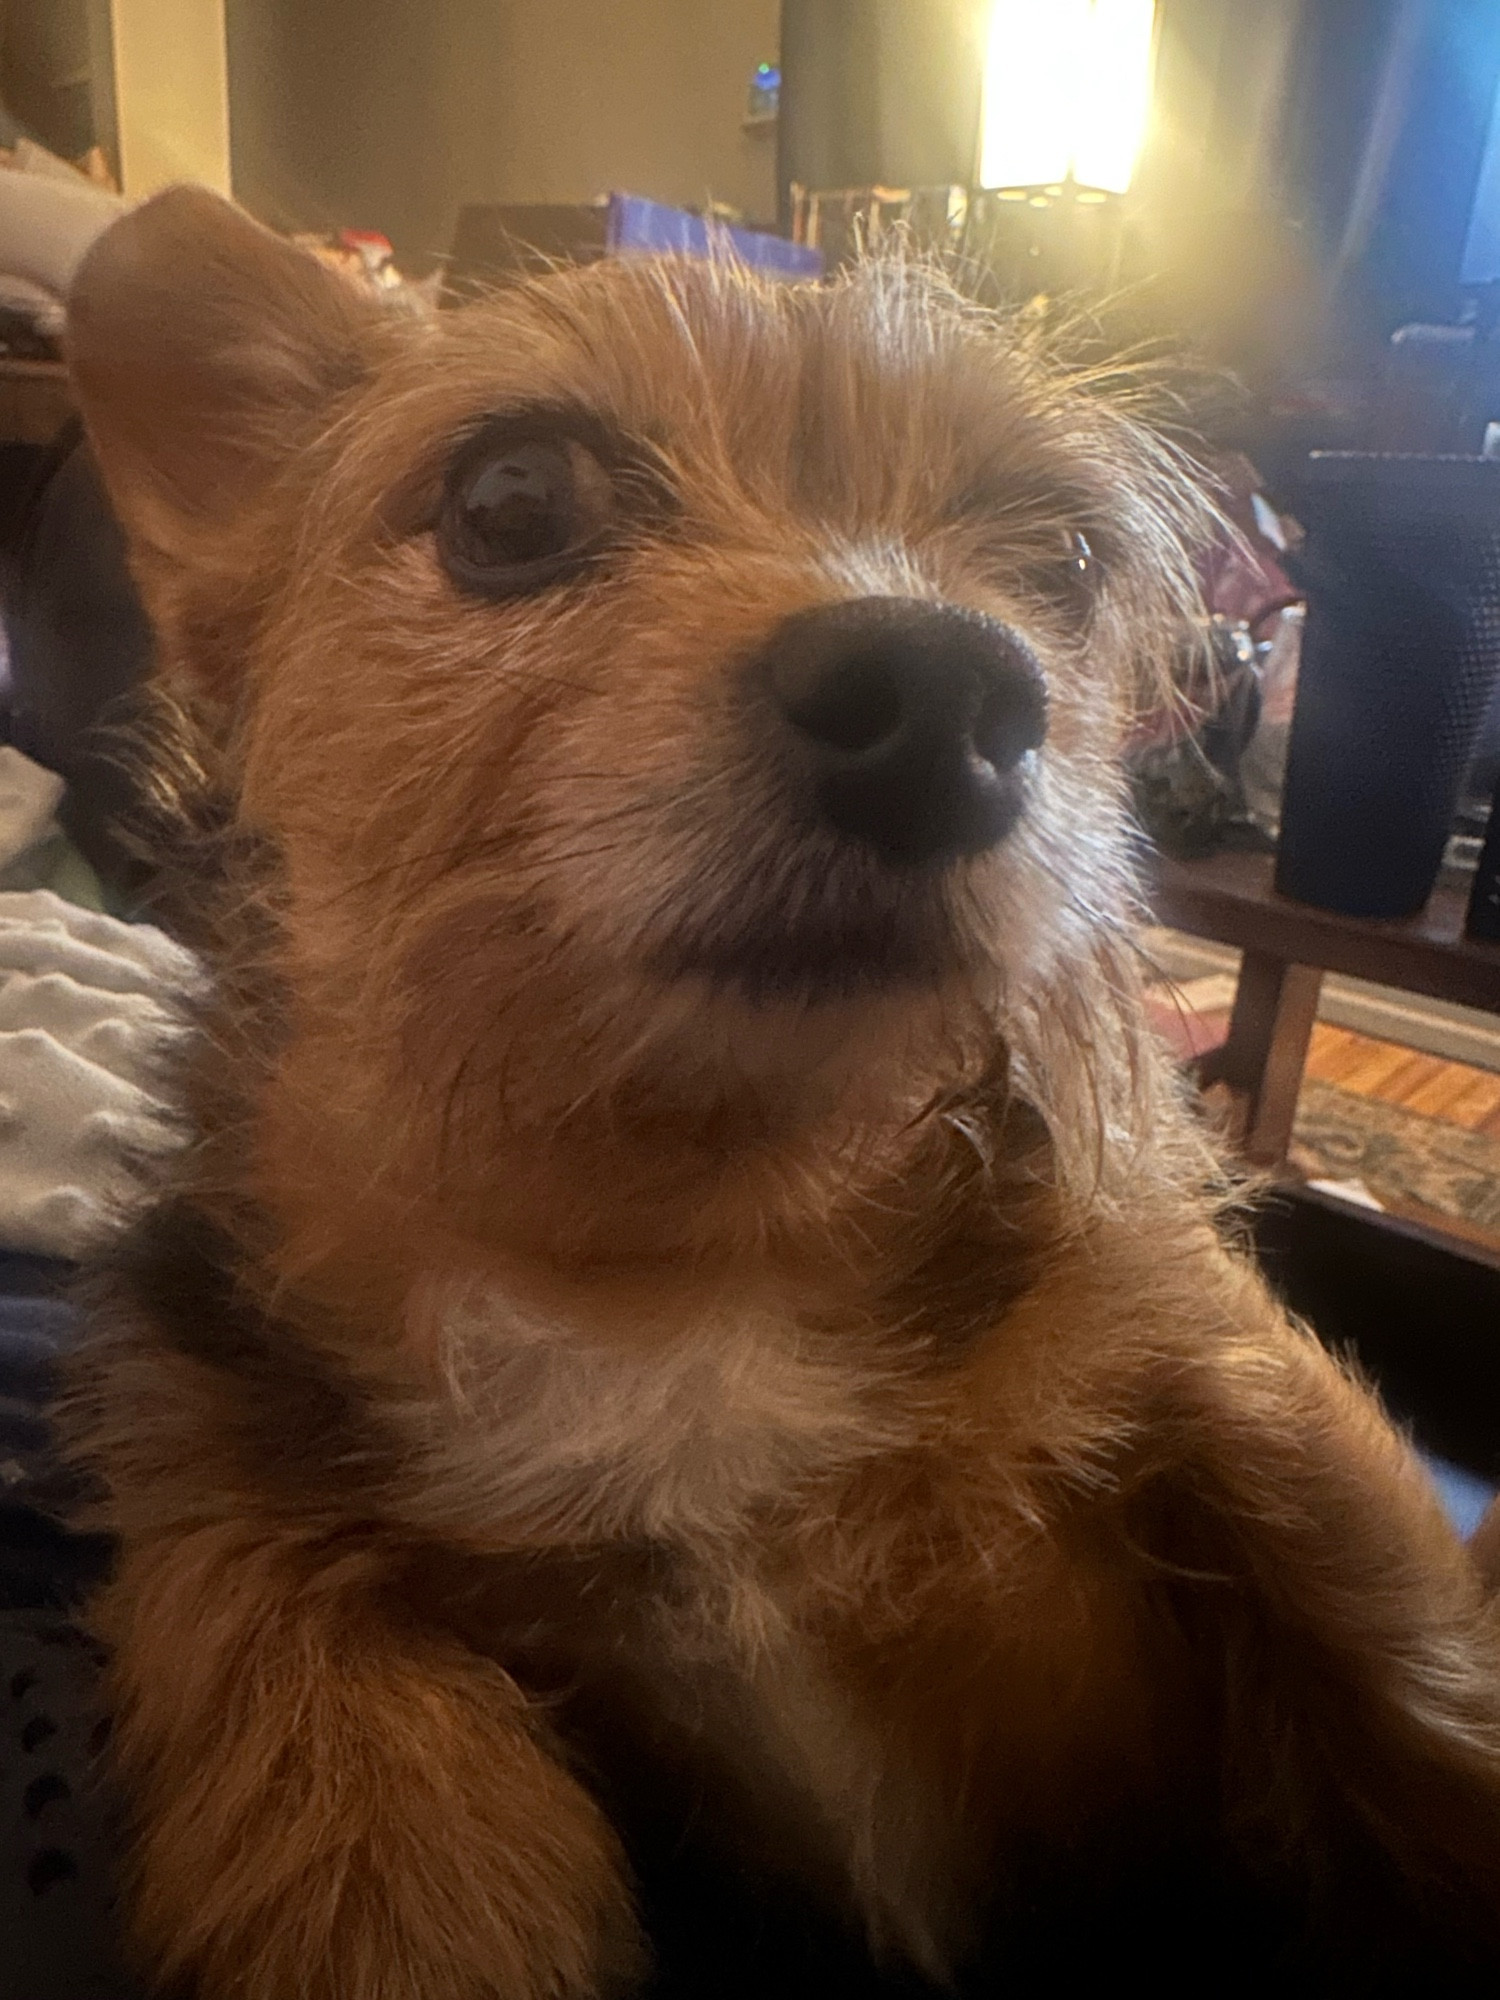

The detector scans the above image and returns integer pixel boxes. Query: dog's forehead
[381,260,1061,496]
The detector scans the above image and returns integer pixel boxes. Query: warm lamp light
[980,0,1157,196]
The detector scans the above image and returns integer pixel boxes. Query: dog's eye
[1063,531,1095,580]
[438,427,614,598]
[1039,530,1103,620]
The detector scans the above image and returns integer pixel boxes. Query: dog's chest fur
[402,1275,968,1973]
[404,1272,914,1546]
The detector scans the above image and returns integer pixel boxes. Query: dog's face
[68,191,1207,1259]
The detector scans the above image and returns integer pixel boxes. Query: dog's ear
[66,185,377,570]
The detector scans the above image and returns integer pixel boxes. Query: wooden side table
[1151,849,1500,1165]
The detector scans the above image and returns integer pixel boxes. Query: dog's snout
[760,598,1048,867]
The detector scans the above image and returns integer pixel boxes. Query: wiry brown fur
[59,188,1500,1996]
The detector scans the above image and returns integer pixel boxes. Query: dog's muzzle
[754,597,1049,868]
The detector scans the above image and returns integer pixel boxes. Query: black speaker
[1275,453,1500,918]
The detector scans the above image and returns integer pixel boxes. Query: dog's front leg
[1157,1317,1500,1965]
[97,1525,643,2000]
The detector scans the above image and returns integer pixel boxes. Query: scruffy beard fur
[57,187,1500,1998]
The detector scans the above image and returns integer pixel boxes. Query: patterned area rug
[1293,1077,1500,1235]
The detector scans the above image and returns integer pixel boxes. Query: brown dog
[60,187,1500,1997]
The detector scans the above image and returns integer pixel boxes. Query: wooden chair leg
[1197,951,1323,1166]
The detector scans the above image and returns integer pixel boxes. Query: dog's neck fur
[240,945,1023,1274]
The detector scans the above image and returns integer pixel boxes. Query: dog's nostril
[974,665,1048,772]
[779,653,905,755]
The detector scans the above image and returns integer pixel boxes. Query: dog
[58,187,1500,1997]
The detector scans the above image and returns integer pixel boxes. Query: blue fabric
[605,194,824,279]
[1423,1452,1497,1540]
[0,1256,108,1617]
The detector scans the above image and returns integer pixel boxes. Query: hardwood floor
[1305,1024,1500,1134]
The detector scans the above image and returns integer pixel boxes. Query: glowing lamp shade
[980,0,1157,196]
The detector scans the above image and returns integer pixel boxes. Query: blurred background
[10,2,1500,446]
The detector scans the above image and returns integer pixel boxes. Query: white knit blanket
[0,891,196,1258]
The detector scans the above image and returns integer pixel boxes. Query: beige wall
[111,0,232,197]
[432,0,780,226]
[228,0,781,273]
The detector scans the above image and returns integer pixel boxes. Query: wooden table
[1151,848,1500,1164]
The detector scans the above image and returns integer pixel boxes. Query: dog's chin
[650,854,992,1003]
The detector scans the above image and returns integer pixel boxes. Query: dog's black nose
[760,597,1048,867]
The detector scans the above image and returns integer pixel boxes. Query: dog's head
[68,190,1210,1263]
